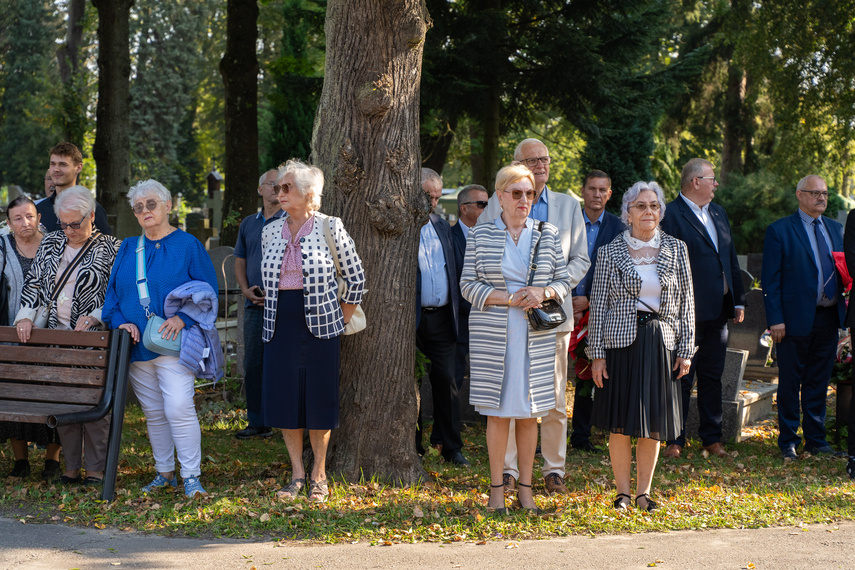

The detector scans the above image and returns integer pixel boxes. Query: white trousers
[129,356,202,479]
[504,331,570,479]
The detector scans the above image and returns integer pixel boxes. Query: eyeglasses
[799,189,829,198]
[274,184,293,194]
[695,176,717,183]
[503,189,536,201]
[132,199,162,215]
[519,156,551,168]
[631,202,661,212]
[60,214,88,230]
[461,200,488,209]
[260,181,276,188]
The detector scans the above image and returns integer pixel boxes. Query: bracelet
[508,293,514,305]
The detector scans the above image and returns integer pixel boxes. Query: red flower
[833,252,852,293]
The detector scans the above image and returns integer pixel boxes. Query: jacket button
[300,237,305,243]
[303,270,309,277]
[302,254,307,259]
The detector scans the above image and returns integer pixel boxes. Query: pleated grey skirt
[591,314,683,441]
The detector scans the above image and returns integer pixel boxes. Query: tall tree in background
[55,0,88,146]
[219,0,260,247]
[92,0,134,236]
[312,0,429,483]
[0,0,60,192]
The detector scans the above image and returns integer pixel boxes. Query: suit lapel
[790,212,817,265]
[678,197,715,249]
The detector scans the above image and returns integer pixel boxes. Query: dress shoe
[663,444,682,458]
[235,426,273,440]
[41,459,61,481]
[804,445,835,456]
[544,472,569,495]
[9,460,30,478]
[502,473,517,494]
[847,457,855,479]
[573,440,601,453]
[703,442,729,458]
[442,450,470,466]
[781,446,798,461]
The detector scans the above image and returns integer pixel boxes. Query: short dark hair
[49,142,83,165]
[6,195,37,213]
[582,170,611,188]
[457,184,487,211]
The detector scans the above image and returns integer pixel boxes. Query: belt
[637,310,658,324]
[422,305,447,313]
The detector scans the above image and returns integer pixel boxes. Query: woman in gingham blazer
[461,164,570,514]
[586,181,695,513]
[258,159,365,504]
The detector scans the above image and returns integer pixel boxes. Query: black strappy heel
[613,493,631,510]
[515,482,542,514]
[635,493,659,512]
[488,482,509,515]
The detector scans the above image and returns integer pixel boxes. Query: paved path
[1,517,853,569]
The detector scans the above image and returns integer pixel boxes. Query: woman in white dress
[460,164,571,513]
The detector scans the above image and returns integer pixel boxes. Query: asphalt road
[1,517,853,569]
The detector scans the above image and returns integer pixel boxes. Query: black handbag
[526,221,567,331]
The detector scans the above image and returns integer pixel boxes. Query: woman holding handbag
[259,159,365,503]
[460,164,570,514]
[586,181,695,512]
[101,179,218,498]
[14,187,121,486]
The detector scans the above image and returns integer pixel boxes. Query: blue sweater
[102,229,218,363]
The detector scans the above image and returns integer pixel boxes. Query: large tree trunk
[312,0,430,484]
[92,0,134,237]
[219,0,259,248]
[56,0,87,145]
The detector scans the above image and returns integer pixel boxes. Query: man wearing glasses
[451,185,489,392]
[37,142,112,234]
[763,175,844,461]
[480,138,589,495]
[232,169,283,440]
[660,158,745,460]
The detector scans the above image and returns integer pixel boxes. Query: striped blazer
[586,231,695,361]
[260,212,365,341]
[460,220,571,412]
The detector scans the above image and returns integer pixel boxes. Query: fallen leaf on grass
[476,541,486,545]
[505,543,518,549]
[259,513,270,523]
[413,506,424,518]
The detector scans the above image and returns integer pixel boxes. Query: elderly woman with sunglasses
[460,164,570,514]
[101,180,218,498]
[14,186,121,486]
[587,181,695,512]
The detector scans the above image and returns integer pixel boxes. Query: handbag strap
[621,277,660,317]
[527,221,545,287]
[50,232,100,304]
[135,235,153,317]
[321,216,343,278]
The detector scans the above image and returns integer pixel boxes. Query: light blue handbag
[136,235,181,357]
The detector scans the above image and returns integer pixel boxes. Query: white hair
[513,138,547,160]
[420,167,442,189]
[796,175,825,192]
[258,169,278,186]
[127,179,171,206]
[54,185,95,217]
[621,181,667,225]
[278,159,324,212]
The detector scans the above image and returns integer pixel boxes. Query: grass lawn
[1,396,854,544]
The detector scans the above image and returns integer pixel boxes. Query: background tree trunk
[312,0,430,484]
[92,0,134,237]
[56,0,87,145]
[219,0,259,247]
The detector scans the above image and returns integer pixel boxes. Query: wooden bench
[0,326,132,501]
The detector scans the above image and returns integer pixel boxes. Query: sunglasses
[503,189,536,201]
[462,200,488,209]
[132,199,162,215]
[60,214,88,230]
[274,184,293,193]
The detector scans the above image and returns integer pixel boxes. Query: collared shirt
[529,185,549,222]
[574,209,603,297]
[458,219,473,240]
[234,208,285,307]
[680,193,718,252]
[419,220,450,308]
[797,208,837,306]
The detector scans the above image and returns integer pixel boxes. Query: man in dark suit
[569,170,623,453]
[451,184,489,390]
[660,159,746,459]
[844,208,855,478]
[416,168,468,466]
[763,175,845,461]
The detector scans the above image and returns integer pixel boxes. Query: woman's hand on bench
[118,322,140,343]
[15,319,33,344]
[74,315,102,331]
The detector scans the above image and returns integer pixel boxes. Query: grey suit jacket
[479,186,589,332]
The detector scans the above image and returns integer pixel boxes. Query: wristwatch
[544,288,552,300]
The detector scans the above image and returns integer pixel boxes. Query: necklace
[501,214,524,244]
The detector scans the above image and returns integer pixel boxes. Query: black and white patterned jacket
[16,231,121,329]
[260,212,365,341]
[586,231,695,360]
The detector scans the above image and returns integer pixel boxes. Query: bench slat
[0,383,104,405]
[0,401,95,424]
[0,326,111,348]
[0,365,106,386]
[0,345,109,367]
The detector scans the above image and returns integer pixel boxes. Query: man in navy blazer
[762,175,845,460]
[416,168,468,466]
[450,185,489,390]
[568,170,623,453]
[660,159,746,459]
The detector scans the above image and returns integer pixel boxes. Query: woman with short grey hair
[15,185,121,486]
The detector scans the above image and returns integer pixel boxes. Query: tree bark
[312,0,430,484]
[219,0,260,247]
[57,0,87,148]
[92,0,134,237]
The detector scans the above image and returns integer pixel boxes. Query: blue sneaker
[183,475,207,498]
[142,473,177,493]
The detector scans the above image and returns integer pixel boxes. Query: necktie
[813,219,836,300]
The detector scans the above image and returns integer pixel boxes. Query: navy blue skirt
[260,290,341,430]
